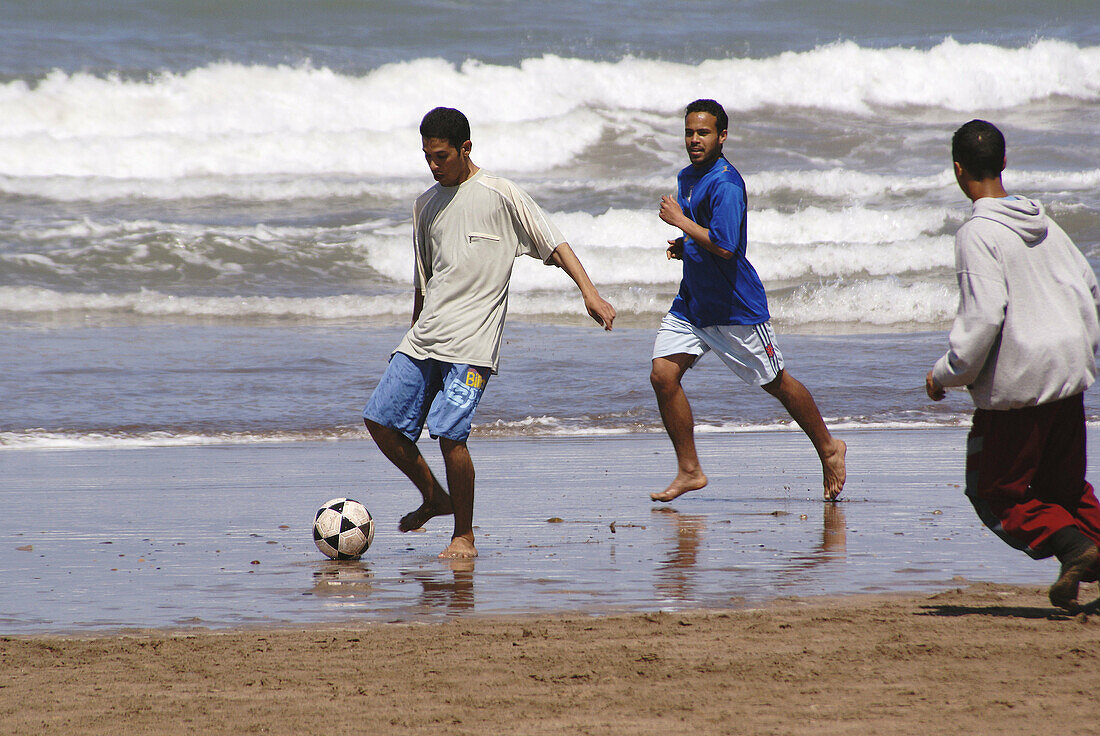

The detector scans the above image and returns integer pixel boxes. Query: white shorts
[652,313,784,386]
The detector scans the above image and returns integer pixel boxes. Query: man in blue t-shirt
[650,99,846,502]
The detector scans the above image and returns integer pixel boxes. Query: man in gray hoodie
[927,119,1100,612]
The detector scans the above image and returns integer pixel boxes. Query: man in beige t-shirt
[363,107,616,559]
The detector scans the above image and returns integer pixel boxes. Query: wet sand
[4,428,1091,631]
[4,429,1100,733]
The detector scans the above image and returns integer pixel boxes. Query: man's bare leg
[439,437,477,558]
[762,370,847,500]
[364,419,453,531]
[650,354,708,502]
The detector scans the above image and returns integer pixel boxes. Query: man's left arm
[659,196,733,260]
[501,180,616,330]
[549,243,616,330]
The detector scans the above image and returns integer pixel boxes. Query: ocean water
[2,1,1100,448]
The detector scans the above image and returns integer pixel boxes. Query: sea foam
[0,38,1095,182]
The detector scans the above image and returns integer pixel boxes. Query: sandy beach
[4,429,1100,733]
[3,583,1098,735]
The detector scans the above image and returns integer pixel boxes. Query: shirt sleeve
[932,226,1008,387]
[501,181,566,263]
[706,180,746,255]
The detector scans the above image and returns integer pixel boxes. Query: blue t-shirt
[669,156,770,327]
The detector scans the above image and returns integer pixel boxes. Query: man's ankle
[1047,527,1097,565]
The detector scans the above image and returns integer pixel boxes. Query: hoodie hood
[971,196,1048,244]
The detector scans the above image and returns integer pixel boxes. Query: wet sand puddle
[1,429,1065,633]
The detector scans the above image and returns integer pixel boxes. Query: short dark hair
[419,107,471,151]
[685,99,728,134]
[952,119,1005,180]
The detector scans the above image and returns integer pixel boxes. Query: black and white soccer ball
[312,498,375,560]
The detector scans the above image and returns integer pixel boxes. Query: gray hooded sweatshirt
[933,196,1100,410]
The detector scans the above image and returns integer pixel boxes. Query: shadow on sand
[918,597,1100,620]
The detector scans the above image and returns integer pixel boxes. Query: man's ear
[461,140,473,158]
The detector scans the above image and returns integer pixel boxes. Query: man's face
[684,112,727,167]
[422,136,472,187]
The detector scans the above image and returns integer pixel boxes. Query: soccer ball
[313,498,375,560]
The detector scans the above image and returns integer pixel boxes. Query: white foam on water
[3,165,1097,204]
[0,273,956,327]
[0,38,1095,182]
[750,169,953,199]
[0,174,429,203]
[0,428,364,451]
[752,237,955,281]
[1,416,1009,449]
[771,278,957,326]
[0,286,408,319]
[750,205,954,244]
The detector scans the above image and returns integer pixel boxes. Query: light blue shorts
[363,352,490,443]
[652,313,784,386]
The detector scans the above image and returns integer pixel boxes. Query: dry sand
[3,582,1098,735]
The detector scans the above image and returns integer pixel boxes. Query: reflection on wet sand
[310,560,373,598]
[821,503,847,557]
[787,502,847,572]
[653,502,848,603]
[407,558,475,613]
[653,507,705,602]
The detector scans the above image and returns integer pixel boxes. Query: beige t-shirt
[394,169,564,372]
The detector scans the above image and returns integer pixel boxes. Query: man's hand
[925,370,946,401]
[666,237,684,260]
[658,194,730,259]
[659,195,685,229]
[585,294,616,331]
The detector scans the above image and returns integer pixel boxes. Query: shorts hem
[427,429,472,443]
[362,411,420,444]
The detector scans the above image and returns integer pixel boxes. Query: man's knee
[439,436,469,454]
[650,364,669,388]
[651,368,679,397]
[364,417,397,440]
[651,356,691,394]
[365,418,412,451]
[760,369,786,396]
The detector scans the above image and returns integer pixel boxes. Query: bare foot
[398,496,453,532]
[1049,544,1099,612]
[439,535,477,559]
[651,470,708,503]
[822,439,847,501]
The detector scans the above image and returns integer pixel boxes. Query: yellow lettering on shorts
[465,368,485,390]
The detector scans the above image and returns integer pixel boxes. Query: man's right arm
[931,231,1007,389]
[410,197,428,329]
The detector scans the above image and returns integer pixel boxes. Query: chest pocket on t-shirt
[466,232,501,244]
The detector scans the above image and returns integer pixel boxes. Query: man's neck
[443,162,480,188]
[459,162,480,184]
[691,154,722,171]
[965,177,1008,201]
[958,172,1007,202]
